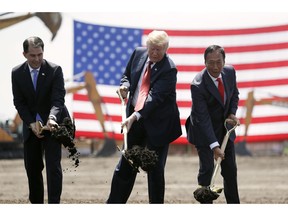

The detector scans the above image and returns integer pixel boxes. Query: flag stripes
[73,20,288,144]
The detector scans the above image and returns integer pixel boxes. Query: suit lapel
[35,61,48,98]
[133,54,148,87]
[23,63,36,95]
[150,54,166,83]
[221,70,230,108]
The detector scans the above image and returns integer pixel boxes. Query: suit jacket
[121,47,182,146]
[185,65,239,147]
[11,60,69,142]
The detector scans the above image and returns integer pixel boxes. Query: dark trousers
[107,118,170,203]
[196,140,240,204]
[24,133,62,203]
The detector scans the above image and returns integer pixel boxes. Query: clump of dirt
[193,186,219,203]
[51,117,80,168]
[125,145,158,172]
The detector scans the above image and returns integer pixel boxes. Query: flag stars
[75,22,82,29]
[110,41,116,46]
[110,53,116,59]
[76,36,82,42]
[115,47,122,53]
[122,41,128,47]
[93,32,99,38]
[76,62,82,69]
[116,35,123,41]
[81,44,87,50]
[81,57,87,63]
[87,64,93,70]
[81,30,88,37]
[110,28,116,34]
[87,25,93,31]
[104,33,111,40]
[76,49,82,55]
[93,58,98,64]
[87,38,93,44]
[99,26,105,32]
[92,45,99,52]
[121,54,128,60]
[104,46,110,52]
[99,39,105,46]
[98,65,104,71]
[98,52,105,58]
[104,72,110,79]
[115,60,122,66]
[74,21,142,85]
[110,66,116,72]
[87,51,93,57]
[109,79,116,85]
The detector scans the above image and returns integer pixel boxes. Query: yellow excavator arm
[243,90,288,140]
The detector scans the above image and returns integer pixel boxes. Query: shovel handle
[116,89,128,149]
[210,119,238,188]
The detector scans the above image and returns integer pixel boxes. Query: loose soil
[0,153,287,204]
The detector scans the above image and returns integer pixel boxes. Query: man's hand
[227,114,240,126]
[119,86,128,99]
[46,118,58,131]
[213,146,225,161]
[121,113,137,133]
[30,122,44,138]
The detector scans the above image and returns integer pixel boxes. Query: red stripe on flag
[144,24,288,36]
[177,60,288,72]
[73,112,121,122]
[176,78,288,89]
[168,42,288,54]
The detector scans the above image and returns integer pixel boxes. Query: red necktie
[134,61,152,111]
[217,77,224,103]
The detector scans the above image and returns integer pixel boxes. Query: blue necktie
[32,69,38,90]
[32,69,42,122]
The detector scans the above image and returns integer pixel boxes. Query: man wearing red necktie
[185,45,241,203]
[107,30,182,204]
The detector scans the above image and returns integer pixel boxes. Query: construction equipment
[66,71,117,156]
[0,114,23,158]
[235,90,288,156]
[0,12,62,40]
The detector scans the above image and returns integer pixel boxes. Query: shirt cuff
[209,141,220,150]
[49,115,57,121]
[134,112,141,121]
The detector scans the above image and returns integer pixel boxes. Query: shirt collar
[28,64,40,73]
[147,59,155,68]
[207,70,222,82]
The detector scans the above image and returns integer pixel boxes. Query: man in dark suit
[107,30,182,203]
[11,36,69,203]
[185,45,240,203]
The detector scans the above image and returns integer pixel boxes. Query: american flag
[72,20,288,144]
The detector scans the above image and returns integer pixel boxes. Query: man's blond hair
[146,30,169,50]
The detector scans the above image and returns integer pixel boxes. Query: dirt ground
[0,148,288,204]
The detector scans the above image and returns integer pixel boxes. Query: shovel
[116,89,139,172]
[194,119,239,203]
[116,89,158,172]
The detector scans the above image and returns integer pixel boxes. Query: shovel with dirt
[193,119,239,203]
[116,89,158,172]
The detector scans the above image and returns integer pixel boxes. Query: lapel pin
[42,73,45,76]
